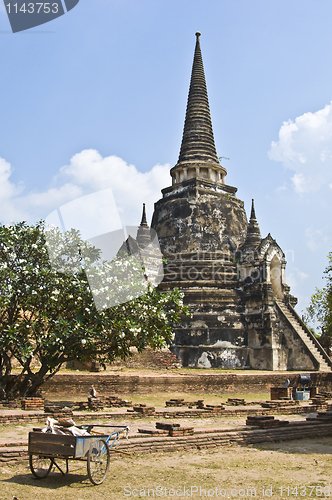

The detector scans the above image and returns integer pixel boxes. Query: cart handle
[78,424,129,436]
[78,424,129,430]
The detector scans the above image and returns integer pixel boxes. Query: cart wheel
[87,439,110,485]
[29,454,53,479]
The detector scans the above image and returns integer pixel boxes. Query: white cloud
[286,267,310,313]
[305,226,331,252]
[275,184,287,193]
[58,150,170,225]
[22,184,84,211]
[0,157,27,223]
[0,150,171,227]
[286,267,309,289]
[0,157,22,199]
[268,102,332,193]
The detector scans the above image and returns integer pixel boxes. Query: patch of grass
[45,391,269,407]
[1,442,331,500]
[118,391,269,407]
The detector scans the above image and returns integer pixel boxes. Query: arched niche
[270,254,283,299]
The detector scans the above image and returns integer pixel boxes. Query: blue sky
[0,0,332,320]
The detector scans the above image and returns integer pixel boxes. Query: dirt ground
[1,381,331,499]
[1,437,332,500]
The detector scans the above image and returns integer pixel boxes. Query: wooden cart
[28,425,129,485]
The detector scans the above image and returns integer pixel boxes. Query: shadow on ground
[253,437,332,455]
[3,462,94,490]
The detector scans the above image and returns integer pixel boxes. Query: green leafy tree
[0,221,188,399]
[305,251,332,353]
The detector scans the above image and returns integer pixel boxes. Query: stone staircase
[276,300,332,372]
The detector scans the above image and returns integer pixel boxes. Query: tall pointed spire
[140,203,148,227]
[178,31,219,165]
[136,203,152,247]
[250,198,257,220]
[170,32,227,186]
[243,199,261,249]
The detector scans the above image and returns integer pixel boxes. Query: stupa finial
[140,203,148,227]
[176,32,219,166]
[169,33,228,187]
[250,199,257,221]
[243,199,261,249]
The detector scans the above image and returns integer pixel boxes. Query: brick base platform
[115,421,332,455]
[2,420,332,464]
[0,402,331,426]
[42,371,332,397]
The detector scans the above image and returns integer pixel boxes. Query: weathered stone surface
[152,178,247,254]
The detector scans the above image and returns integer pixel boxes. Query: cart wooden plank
[29,432,76,457]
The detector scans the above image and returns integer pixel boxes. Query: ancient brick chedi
[147,33,331,371]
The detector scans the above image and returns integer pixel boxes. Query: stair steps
[276,300,331,372]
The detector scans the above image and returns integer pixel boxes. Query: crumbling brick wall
[42,371,332,398]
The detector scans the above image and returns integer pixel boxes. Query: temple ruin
[129,33,332,371]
